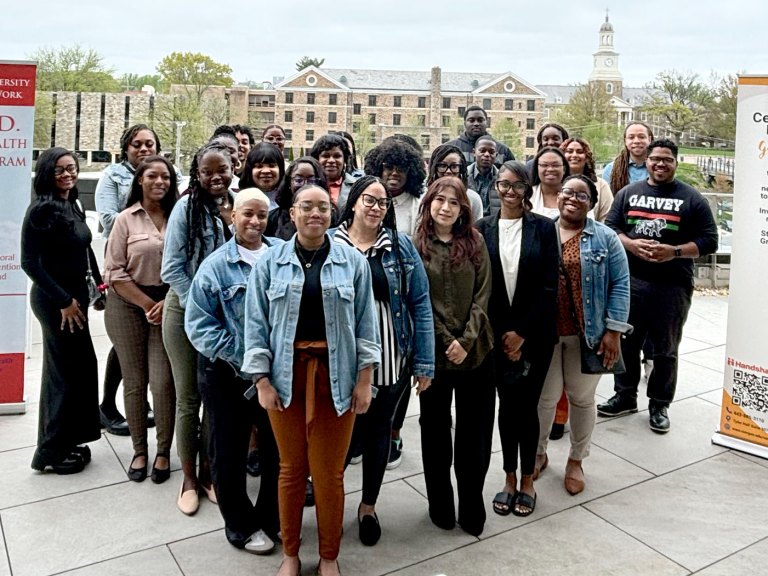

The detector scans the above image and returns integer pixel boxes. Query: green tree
[492,118,524,159]
[29,44,120,92]
[556,82,615,129]
[641,70,713,143]
[33,92,54,149]
[156,52,233,103]
[703,73,737,145]
[579,123,623,165]
[119,73,166,93]
[296,56,325,71]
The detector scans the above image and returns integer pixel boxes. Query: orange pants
[555,390,569,425]
[268,341,355,560]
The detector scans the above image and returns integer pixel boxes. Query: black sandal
[512,491,537,517]
[492,491,516,516]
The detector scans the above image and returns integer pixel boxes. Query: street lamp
[174,121,187,167]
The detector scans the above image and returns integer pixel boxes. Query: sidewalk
[3,292,766,576]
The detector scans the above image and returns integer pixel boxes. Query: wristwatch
[674,247,682,258]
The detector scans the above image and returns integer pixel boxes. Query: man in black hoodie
[446,106,515,167]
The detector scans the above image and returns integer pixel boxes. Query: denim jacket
[566,217,633,348]
[95,161,135,239]
[328,227,435,379]
[184,236,282,379]
[242,235,381,415]
[161,195,227,307]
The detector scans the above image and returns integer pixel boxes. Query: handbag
[85,249,106,309]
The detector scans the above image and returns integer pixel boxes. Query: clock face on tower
[605,58,613,66]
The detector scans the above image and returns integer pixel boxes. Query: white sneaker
[244,529,275,555]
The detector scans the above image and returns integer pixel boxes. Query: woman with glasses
[535,175,630,495]
[243,184,380,576]
[330,175,434,546]
[476,161,559,517]
[267,156,330,240]
[427,144,483,222]
[22,147,102,474]
[561,137,614,222]
[530,147,571,220]
[262,125,287,155]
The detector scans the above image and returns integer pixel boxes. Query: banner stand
[712,432,768,460]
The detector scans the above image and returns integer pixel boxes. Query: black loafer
[100,408,130,436]
[549,422,565,440]
[31,452,85,475]
[649,404,670,433]
[151,455,171,484]
[128,455,147,482]
[358,512,381,546]
[247,450,261,477]
[71,445,91,465]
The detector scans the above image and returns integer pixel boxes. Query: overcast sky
[3,0,765,89]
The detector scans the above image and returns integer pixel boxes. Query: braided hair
[184,142,233,269]
[609,121,654,193]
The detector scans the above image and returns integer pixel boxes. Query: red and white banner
[0,61,36,414]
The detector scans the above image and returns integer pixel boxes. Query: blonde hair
[233,187,270,211]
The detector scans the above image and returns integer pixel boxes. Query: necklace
[296,242,322,269]
[215,196,230,210]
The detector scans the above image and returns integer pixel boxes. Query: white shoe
[244,529,275,555]
[640,360,654,386]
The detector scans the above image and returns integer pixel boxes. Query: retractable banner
[712,75,768,458]
[0,61,36,414]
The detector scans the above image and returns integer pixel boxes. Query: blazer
[476,211,559,350]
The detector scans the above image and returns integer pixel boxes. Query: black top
[445,132,515,167]
[367,252,389,303]
[295,238,330,341]
[21,197,101,308]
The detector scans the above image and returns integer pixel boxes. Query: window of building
[307,93,315,104]
[420,134,430,148]
[329,93,337,105]
[368,95,377,106]
[458,106,466,118]
[442,115,451,127]
[526,99,535,111]
[442,134,450,144]
[284,110,293,123]
[306,111,315,123]
[368,113,376,124]
[328,112,337,124]
[284,128,292,140]
[353,103,361,114]
[417,115,426,126]
[393,96,402,107]
[393,114,401,126]
[526,136,535,148]
[526,118,535,130]
[606,82,614,94]
[442,97,451,109]
[418,97,427,108]
[285,92,294,104]
[482,98,492,110]
[306,129,314,142]
[505,99,515,110]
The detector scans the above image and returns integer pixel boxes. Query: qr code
[732,369,768,411]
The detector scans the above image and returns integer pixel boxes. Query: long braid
[610,122,654,192]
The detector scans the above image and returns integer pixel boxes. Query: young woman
[331,176,434,546]
[267,156,328,240]
[602,121,654,193]
[525,123,570,175]
[104,155,178,483]
[22,147,102,474]
[530,146,571,219]
[427,144,483,221]
[476,161,559,518]
[414,177,495,536]
[185,189,282,553]
[310,134,359,208]
[161,142,233,515]
[561,137,614,221]
[262,124,287,155]
[243,184,380,576]
[95,123,162,436]
[535,175,631,495]
[332,130,364,177]
[238,143,285,211]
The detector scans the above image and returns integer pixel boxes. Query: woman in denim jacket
[329,175,434,547]
[535,175,631,496]
[243,184,380,576]
[185,189,282,554]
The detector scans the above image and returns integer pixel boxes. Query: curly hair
[310,133,351,173]
[414,176,482,267]
[609,121,654,193]
[238,143,286,193]
[536,123,569,148]
[125,155,178,218]
[184,142,232,269]
[497,161,534,213]
[119,124,161,162]
[232,124,255,146]
[364,139,426,198]
[531,146,571,186]
[428,144,468,186]
[561,137,597,182]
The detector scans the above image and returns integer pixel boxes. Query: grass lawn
[679,146,735,157]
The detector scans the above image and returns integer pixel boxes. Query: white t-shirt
[237,243,268,267]
[499,217,523,305]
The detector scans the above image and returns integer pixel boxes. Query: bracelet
[97,283,109,293]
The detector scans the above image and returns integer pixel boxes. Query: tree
[556,82,615,129]
[118,73,166,93]
[492,118,524,160]
[296,56,325,71]
[641,70,713,143]
[156,52,234,103]
[703,73,737,145]
[29,44,120,92]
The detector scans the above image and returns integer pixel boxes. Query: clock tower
[588,12,623,96]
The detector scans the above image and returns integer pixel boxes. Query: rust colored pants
[555,390,569,425]
[268,341,355,560]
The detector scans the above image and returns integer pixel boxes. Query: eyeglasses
[495,180,527,194]
[539,162,563,170]
[264,135,285,143]
[293,201,331,214]
[647,156,676,165]
[292,176,319,188]
[435,162,462,174]
[560,188,590,202]
[54,165,78,176]
[361,193,392,209]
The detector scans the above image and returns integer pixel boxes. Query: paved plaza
[3,290,767,576]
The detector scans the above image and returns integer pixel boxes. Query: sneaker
[596,394,638,417]
[386,438,403,470]
[349,445,363,465]
[649,404,670,433]
[640,359,654,386]
[549,422,565,440]
[244,529,275,555]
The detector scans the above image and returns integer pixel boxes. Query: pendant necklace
[296,244,320,269]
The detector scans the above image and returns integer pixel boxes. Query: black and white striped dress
[334,224,404,387]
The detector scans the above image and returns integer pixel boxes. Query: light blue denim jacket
[184,236,283,379]
[566,218,633,348]
[161,195,227,308]
[242,235,382,415]
[328,227,435,379]
[95,161,134,239]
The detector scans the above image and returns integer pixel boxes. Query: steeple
[588,11,623,96]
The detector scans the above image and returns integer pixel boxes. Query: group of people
[22,106,718,576]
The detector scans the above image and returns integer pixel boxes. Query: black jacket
[445,133,515,167]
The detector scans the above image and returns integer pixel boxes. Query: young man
[467,135,499,216]
[446,106,514,167]
[598,138,718,433]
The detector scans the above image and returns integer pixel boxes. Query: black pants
[31,286,101,462]
[419,355,495,533]
[392,380,410,432]
[345,372,409,505]
[614,277,693,407]
[496,344,554,476]
[198,357,279,541]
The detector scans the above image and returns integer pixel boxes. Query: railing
[697,192,732,288]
